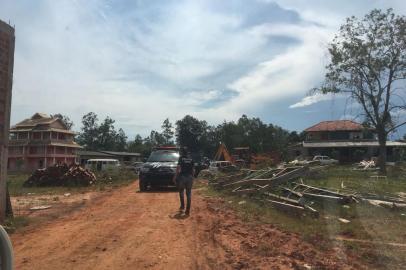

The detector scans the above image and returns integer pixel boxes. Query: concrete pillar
[44,145,47,168]
[53,146,56,164]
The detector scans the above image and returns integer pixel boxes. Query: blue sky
[1,0,406,138]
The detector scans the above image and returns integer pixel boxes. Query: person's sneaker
[184,210,190,216]
[179,206,185,212]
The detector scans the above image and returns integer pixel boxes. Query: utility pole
[0,20,15,223]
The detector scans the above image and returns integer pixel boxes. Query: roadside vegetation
[200,165,406,269]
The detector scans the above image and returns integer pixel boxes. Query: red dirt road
[11,181,362,270]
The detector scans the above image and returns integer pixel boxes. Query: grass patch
[4,216,32,233]
[304,165,406,196]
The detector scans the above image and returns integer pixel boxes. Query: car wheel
[139,179,148,192]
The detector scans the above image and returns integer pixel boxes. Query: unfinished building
[8,113,82,171]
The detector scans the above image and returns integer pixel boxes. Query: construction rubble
[24,163,97,187]
[355,159,376,170]
[208,164,406,218]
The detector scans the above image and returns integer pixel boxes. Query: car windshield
[147,151,179,162]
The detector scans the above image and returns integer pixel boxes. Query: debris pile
[209,164,406,217]
[356,159,376,170]
[24,164,96,187]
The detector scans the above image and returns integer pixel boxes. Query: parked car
[138,147,179,191]
[208,161,235,173]
[312,155,339,165]
[85,159,120,171]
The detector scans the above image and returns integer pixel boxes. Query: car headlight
[140,167,150,173]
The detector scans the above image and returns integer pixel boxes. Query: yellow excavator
[213,143,234,162]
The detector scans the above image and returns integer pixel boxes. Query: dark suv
[139,147,179,191]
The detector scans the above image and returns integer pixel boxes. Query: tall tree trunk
[6,185,13,218]
[377,131,387,175]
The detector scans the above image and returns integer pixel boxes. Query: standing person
[174,147,194,216]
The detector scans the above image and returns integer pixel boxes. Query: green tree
[287,131,301,143]
[98,117,117,150]
[128,134,144,153]
[314,9,406,174]
[215,115,291,158]
[217,120,244,151]
[148,130,166,147]
[77,113,128,151]
[77,112,99,150]
[128,134,153,157]
[161,118,174,145]
[51,113,74,130]
[115,128,128,152]
[176,115,208,153]
[198,125,219,158]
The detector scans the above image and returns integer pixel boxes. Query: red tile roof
[305,120,364,132]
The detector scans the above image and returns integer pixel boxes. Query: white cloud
[224,23,333,112]
[289,94,333,108]
[2,0,405,137]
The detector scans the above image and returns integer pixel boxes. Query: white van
[85,159,120,171]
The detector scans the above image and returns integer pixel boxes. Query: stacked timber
[23,164,96,187]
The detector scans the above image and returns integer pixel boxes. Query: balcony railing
[8,153,77,158]
[9,139,75,145]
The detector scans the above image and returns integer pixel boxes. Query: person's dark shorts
[177,174,193,190]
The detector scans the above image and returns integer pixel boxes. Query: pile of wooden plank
[60,164,97,186]
[23,164,96,187]
[283,183,356,204]
[211,166,309,193]
[210,164,406,217]
[354,159,377,170]
[209,165,359,217]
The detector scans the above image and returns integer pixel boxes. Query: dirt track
[11,181,363,270]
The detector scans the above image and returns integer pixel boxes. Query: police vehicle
[138,147,180,191]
